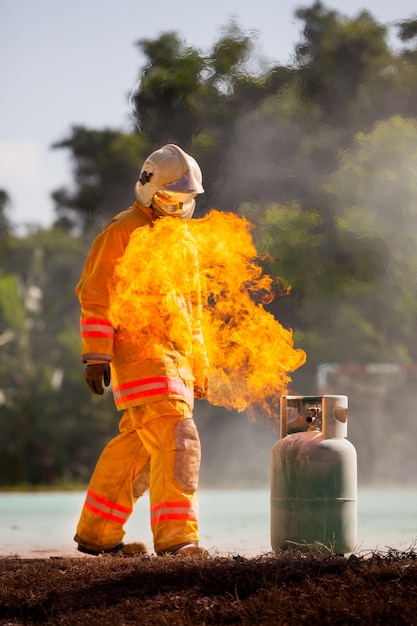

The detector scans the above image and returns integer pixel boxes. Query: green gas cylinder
[270,395,357,554]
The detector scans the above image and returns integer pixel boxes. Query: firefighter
[74,144,209,557]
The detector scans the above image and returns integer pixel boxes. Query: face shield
[152,190,197,218]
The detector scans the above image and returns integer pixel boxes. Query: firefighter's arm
[76,221,129,394]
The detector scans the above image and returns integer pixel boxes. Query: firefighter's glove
[84,363,111,395]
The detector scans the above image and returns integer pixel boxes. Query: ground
[1,549,416,625]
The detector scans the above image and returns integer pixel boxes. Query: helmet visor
[164,168,203,194]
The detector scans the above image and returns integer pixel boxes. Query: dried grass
[1,549,416,625]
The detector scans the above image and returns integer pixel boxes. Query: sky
[1,0,416,230]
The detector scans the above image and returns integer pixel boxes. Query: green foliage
[397,17,417,43]
[241,196,383,373]
[0,228,118,486]
[295,2,392,125]
[326,116,417,362]
[133,32,206,146]
[0,272,25,332]
[52,128,149,232]
[127,23,273,214]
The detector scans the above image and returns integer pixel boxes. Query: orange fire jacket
[76,201,208,411]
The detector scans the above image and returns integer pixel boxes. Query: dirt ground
[1,549,416,625]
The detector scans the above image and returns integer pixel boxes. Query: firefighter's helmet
[135,144,204,220]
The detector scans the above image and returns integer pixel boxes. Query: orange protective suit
[75,201,208,554]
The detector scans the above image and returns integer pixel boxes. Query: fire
[109,210,306,417]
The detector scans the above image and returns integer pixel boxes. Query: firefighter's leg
[75,410,150,553]
[131,400,202,554]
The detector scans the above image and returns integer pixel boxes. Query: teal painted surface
[0,488,415,557]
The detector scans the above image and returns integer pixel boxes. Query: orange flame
[109,210,306,417]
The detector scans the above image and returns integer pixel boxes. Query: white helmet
[134,144,204,220]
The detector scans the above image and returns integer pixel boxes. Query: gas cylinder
[270,395,357,554]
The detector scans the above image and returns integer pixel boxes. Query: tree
[51,24,276,227]
[295,2,392,127]
[326,116,417,363]
[52,128,149,233]
[130,23,281,215]
[130,32,206,147]
[0,228,118,486]
[0,189,11,238]
[397,16,417,56]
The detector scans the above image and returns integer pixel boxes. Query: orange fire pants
[75,399,201,554]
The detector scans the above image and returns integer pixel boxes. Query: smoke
[213,88,341,212]
[208,104,417,484]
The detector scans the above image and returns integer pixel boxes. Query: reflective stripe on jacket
[113,375,194,409]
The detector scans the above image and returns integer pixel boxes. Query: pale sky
[1,0,416,230]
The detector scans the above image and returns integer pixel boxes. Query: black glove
[84,363,111,395]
